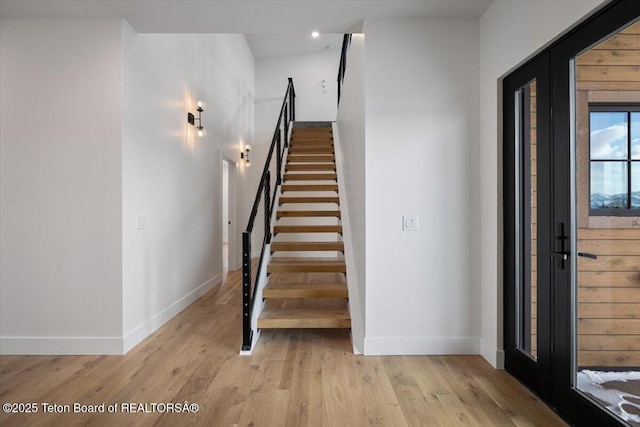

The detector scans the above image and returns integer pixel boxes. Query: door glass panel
[633,163,640,209]
[573,19,640,426]
[590,161,628,209]
[516,80,538,360]
[632,113,640,159]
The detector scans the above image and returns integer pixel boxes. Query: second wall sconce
[187,100,207,138]
[240,145,251,167]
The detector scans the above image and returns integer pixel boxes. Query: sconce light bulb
[245,145,251,152]
[196,127,206,138]
[196,100,206,109]
[246,159,251,167]
[311,31,320,38]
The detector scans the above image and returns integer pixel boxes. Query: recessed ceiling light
[311,31,320,38]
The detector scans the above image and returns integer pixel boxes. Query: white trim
[364,336,481,356]
[0,336,123,355]
[122,274,221,353]
[480,338,504,369]
[221,152,239,271]
[332,121,365,354]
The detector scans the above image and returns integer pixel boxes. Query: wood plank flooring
[0,268,567,426]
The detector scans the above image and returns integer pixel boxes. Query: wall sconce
[187,100,206,138]
[240,145,251,167]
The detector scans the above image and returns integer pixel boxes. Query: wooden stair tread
[263,282,348,298]
[279,196,339,204]
[274,225,343,234]
[268,259,346,273]
[285,164,336,171]
[283,173,337,181]
[287,155,335,163]
[258,308,351,328]
[288,146,334,154]
[281,184,338,192]
[271,241,344,251]
[276,210,341,218]
[289,138,333,147]
[292,132,332,137]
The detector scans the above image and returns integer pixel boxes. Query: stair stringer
[331,122,364,354]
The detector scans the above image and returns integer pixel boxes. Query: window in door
[589,106,640,215]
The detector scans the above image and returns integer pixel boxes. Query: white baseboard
[1,275,222,356]
[480,338,505,369]
[123,274,221,353]
[0,336,123,355]
[364,336,481,355]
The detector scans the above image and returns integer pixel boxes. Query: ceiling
[246,33,345,60]
[0,0,494,59]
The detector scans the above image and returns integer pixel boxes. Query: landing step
[288,146,334,154]
[276,210,341,218]
[268,259,347,273]
[258,308,350,329]
[279,196,339,204]
[263,282,348,298]
[283,173,337,181]
[287,155,335,163]
[274,225,343,234]
[281,184,338,192]
[271,241,344,252]
[292,121,332,128]
[285,164,336,172]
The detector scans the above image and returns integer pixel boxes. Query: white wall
[0,19,124,354]
[335,34,366,353]
[362,18,480,355]
[122,28,254,350]
[478,0,606,368]
[255,50,340,135]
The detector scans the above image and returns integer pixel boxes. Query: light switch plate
[402,215,419,231]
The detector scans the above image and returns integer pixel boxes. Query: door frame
[221,153,239,273]
[503,1,640,425]
[503,51,553,401]
[550,1,640,425]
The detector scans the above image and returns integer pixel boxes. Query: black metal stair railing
[337,34,352,106]
[242,78,295,351]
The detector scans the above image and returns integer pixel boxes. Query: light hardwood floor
[0,268,567,426]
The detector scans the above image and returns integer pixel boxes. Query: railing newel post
[241,231,253,351]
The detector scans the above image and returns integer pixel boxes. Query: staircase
[258,123,351,330]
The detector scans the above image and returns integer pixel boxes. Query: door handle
[550,251,569,260]
[578,252,597,260]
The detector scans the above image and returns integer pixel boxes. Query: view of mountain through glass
[589,111,640,210]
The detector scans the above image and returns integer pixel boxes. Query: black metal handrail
[242,78,295,351]
[337,34,352,106]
